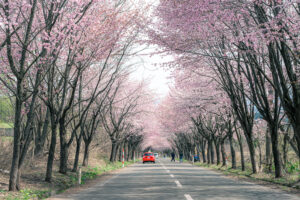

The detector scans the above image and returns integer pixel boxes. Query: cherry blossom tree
[150,0,300,177]
[0,0,148,189]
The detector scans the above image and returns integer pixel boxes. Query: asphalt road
[51,158,300,200]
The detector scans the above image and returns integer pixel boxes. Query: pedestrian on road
[171,152,175,162]
[179,153,183,163]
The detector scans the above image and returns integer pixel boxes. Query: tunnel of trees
[0,0,299,193]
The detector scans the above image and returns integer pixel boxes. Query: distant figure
[171,152,175,162]
[179,153,183,163]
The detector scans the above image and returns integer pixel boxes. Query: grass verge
[194,162,300,190]
[1,160,138,200]
[0,123,13,129]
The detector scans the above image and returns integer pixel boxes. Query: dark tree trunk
[257,138,262,172]
[283,134,288,167]
[269,125,282,178]
[110,142,117,162]
[236,131,245,171]
[201,140,206,163]
[16,169,21,191]
[131,148,135,160]
[9,83,22,191]
[214,141,221,165]
[207,140,211,164]
[59,117,73,174]
[59,137,68,174]
[265,129,272,173]
[82,139,91,166]
[211,140,215,164]
[115,145,120,162]
[127,144,131,161]
[221,141,227,167]
[72,135,82,172]
[118,144,123,162]
[245,135,257,174]
[34,120,43,156]
[45,119,57,182]
[229,132,236,169]
[293,124,300,159]
[34,109,50,156]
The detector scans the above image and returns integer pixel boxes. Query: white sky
[127,0,172,98]
[130,45,173,98]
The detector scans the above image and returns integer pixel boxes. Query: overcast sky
[127,0,172,98]
[130,45,173,98]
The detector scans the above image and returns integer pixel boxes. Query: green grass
[0,122,13,128]
[4,189,49,200]
[1,160,139,199]
[79,160,135,184]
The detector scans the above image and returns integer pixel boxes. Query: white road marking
[166,169,170,173]
[161,164,167,169]
[170,174,174,178]
[175,180,182,188]
[184,194,193,200]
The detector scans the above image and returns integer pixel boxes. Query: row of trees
[0,0,148,191]
[152,0,300,179]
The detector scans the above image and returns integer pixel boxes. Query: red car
[143,152,155,163]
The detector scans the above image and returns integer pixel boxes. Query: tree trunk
[265,129,272,173]
[131,147,135,160]
[9,82,23,191]
[246,135,257,174]
[82,139,91,166]
[293,123,300,159]
[257,138,262,172]
[211,140,215,164]
[127,144,131,161]
[214,140,221,165]
[59,138,68,174]
[72,135,82,172]
[221,141,227,167]
[229,132,236,169]
[207,140,211,164]
[34,121,42,157]
[269,125,282,178]
[59,117,72,174]
[283,134,288,167]
[236,131,245,171]
[34,109,50,156]
[110,141,117,162]
[16,169,21,191]
[201,140,206,163]
[118,144,123,162]
[45,119,57,182]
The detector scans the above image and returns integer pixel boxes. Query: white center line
[184,194,193,200]
[170,174,174,178]
[175,180,182,188]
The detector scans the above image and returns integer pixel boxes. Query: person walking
[171,152,175,162]
[179,152,183,163]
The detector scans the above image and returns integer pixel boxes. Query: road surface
[50,158,300,200]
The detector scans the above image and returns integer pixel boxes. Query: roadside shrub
[285,161,300,174]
